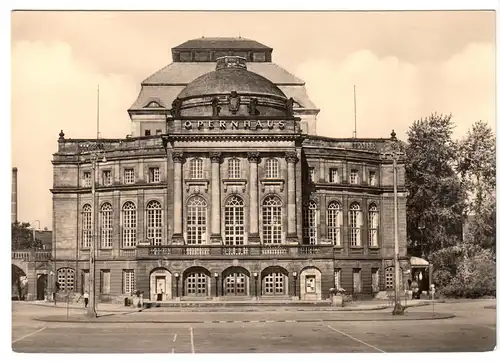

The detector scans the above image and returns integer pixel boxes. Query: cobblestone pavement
[12,299,496,353]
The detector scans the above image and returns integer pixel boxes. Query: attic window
[145,101,162,108]
[214,51,229,59]
[233,52,248,60]
[253,52,266,62]
[179,52,192,61]
[194,52,210,61]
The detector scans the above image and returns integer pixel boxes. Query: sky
[10,10,496,229]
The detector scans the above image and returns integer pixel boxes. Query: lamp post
[382,130,405,315]
[80,141,106,318]
[214,272,219,298]
[253,272,258,298]
[292,271,297,297]
[174,273,180,298]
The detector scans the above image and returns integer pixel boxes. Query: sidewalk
[22,298,445,313]
[34,309,455,324]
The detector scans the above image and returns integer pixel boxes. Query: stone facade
[50,38,408,303]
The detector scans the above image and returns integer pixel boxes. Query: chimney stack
[12,167,18,224]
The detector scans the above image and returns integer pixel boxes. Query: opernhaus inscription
[184,120,286,131]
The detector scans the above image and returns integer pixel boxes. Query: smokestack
[12,167,18,223]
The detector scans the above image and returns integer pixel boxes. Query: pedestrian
[83,291,89,308]
[410,279,418,300]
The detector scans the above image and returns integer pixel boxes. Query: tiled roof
[173,37,272,50]
[129,84,317,110]
[143,62,305,85]
[130,61,318,111]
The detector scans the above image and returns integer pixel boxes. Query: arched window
[147,200,163,246]
[368,204,379,247]
[327,201,342,246]
[189,158,203,179]
[224,196,244,245]
[187,196,207,245]
[122,202,137,248]
[262,196,282,244]
[349,202,362,247]
[228,158,241,179]
[304,201,318,245]
[57,268,75,292]
[82,204,92,249]
[265,158,279,178]
[100,203,113,248]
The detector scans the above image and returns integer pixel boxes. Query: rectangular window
[156,129,162,135]
[149,167,160,183]
[144,129,151,136]
[372,268,380,291]
[123,270,135,294]
[369,171,376,186]
[309,167,315,183]
[329,168,339,183]
[353,268,362,294]
[100,270,111,294]
[350,169,359,184]
[83,171,91,187]
[124,168,135,184]
[102,170,112,186]
[334,269,341,289]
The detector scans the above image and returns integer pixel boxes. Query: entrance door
[263,272,285,296]
[224,273,247,296]
[156,276,166,300]
[37,274,47,300]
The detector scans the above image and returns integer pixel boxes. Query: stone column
[247,152,260,244]
[210,152,222,243]
[319,159,325,182]
[285,152,298,240]
[172,152,184,244]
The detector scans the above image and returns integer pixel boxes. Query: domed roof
[177,56,286,99]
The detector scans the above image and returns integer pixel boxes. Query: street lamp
[80,141,106,318]
[382,130,405,316]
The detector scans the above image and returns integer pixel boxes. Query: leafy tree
[11,221,42,250]
[405,113,467,258]
[457,121,496,251]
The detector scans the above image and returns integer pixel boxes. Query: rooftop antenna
[97,85,100,139]
[353,85,357,138]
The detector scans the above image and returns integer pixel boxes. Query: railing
[12,250,52,261]
[135,244,354,258]
[261,245,288,255]
[299,246,322,254]
[120,249,137,257]
[222,246,249,256]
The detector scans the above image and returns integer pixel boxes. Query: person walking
[83,291,89,308]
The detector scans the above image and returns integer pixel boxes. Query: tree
[11,221,42,250]
[405,113,467,258]
[457,121,496,251]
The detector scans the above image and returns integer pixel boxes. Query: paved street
[12,300,496,353]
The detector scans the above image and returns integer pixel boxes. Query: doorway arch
[149,267,172,301]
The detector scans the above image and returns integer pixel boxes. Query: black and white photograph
[8,4,497,355]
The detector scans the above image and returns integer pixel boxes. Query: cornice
[50,183,169,194]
